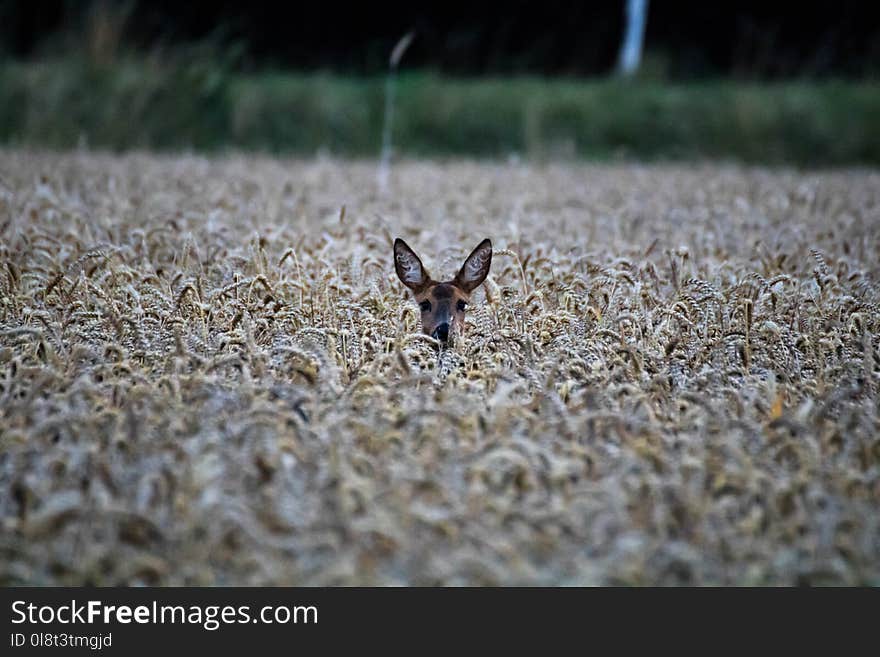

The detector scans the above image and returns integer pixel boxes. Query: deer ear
[394,238,430,292]
[454,238,492,293]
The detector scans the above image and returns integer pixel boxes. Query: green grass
[2,57,879,164]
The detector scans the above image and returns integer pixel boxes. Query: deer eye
[419,300,432,312]
[457,300,467,312]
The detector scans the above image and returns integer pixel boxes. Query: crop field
[0,150,878,585]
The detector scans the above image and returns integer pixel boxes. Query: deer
[394,237,492,346]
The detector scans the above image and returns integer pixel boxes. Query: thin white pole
[618,0,649,76]
[378,31,415,193]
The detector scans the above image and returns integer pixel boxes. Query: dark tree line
[2,0,879,78]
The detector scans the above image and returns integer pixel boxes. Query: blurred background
[1,0,879,164]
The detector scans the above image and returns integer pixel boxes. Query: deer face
[394,237,492,345]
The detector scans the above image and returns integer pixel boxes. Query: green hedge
[2,58,879,164]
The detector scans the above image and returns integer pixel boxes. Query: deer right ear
[394,238,430,292]
[454,238,492,293]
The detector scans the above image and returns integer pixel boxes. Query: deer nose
[432,322,449,343]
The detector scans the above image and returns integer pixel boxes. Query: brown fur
[394,238,492,344]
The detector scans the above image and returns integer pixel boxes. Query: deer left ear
[394,238,431,293]
[454,238,492,293]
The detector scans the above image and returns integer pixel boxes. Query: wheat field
[0,150,878,585]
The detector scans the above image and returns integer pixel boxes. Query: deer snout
[432,322,450,343]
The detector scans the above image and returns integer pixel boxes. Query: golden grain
[0,151,877,585]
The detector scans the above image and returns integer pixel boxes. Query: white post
[618,0,649,76]
[378,32,415,193]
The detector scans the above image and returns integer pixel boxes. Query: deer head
[394,237,492,345]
